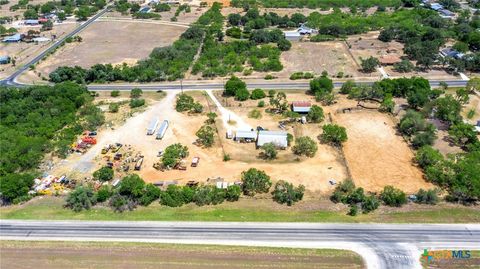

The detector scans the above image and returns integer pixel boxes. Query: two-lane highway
[1,221,479,269]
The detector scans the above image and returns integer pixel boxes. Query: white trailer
[147,118,159,135]
[156,120,169,139]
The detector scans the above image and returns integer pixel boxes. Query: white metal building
[257,131,288,149]
[234,130,257,142]
[292,101,312,113]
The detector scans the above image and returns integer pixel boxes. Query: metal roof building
[292,101,312,113]
[0,55,11,64]
[284,31,301,41]
[2,33,21,42]
[257,131,288,149]
[234,130,257,141]
[430,3,443,11]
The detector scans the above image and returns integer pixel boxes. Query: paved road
[1,221,479,269]
[0,7,110,86]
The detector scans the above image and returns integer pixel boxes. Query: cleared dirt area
[0,241,365,269]
[20,20,187,82]
[275,41,364,79]
[333,109,431,193]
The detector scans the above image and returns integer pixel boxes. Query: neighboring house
[430,3,443,11]
[292,101,312,113]
[2,33,22,42]
[284,31,301,41]
[234,130,257,142]
[440,48,464,59]
[257,131,288,149]
[379,54,402,65]
[0,55,11,64]
[438,9,455,19]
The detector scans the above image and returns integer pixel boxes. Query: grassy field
[421,250,480,269]
[0,241,365,269]
[1,197,479,223]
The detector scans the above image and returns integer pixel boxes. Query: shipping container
[147,118,159,135]
[156,120,169,139]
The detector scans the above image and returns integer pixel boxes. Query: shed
[284,31,301,41]
[2,33,21,42]
[438,9,455,18]
[292,101,311,113]
[33,37,51,42]
[234,130,257,142]
[0,56,11,64]
[257,130,288,149]
[139,6,151,13]
[379,54,401,65]
[297,23,316,35]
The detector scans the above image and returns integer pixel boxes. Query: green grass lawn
[1,197,479,223]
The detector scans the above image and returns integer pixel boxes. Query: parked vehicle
[134,156,144,171]
[191,157,200,167]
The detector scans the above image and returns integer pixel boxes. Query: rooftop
[379,54,401,65]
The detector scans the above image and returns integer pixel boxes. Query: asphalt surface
[1,221,479,269]
[0,7,110,86]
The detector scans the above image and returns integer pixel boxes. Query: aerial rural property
[1,0,480,269]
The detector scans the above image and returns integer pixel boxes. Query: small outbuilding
[24,19,39,25]
[2,34,22,42]
[0,55,11,64]
[292,101,312,113]
[234,130,257,142]
[379,54,402,65]
[284,31,301,41]
[430,3,443,11]
[438,9,455,19]
[257,130,288,149]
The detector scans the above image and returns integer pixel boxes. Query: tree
[415,146,443,169]
[321,124,348,146]
[41,20,53,31]
[309,76,333,95]
[466,77,480,93]
[96,185,112,203]
[448,122,479,147]
[129,98,145,108]
[0,173,34,203]
[380,94,395,113]
[206,112,217,124]
[306,105,324,123]
[235,87,250,101]
[225,185,241,202]
[292,136,318,157]
[65,186,96,212]
[455,88,470,105]
[227,13,241,26]
[75,6,92,21]
[23,9,37,19]
[407,87,431,109]
[162,143,189,168]
[250,88,266,100]
[415,188,439,205]
[175,93,194,112]
[93,166,114,182]
[139,183,161,206]
[130,88,143,98]
[393,60,414,73]
[225,76,246,97]
[453,41,469,53]
[360,57,379,73]
[57,11,66,21]
[268,90,276,97]
[109,193,129,212]
[340,80,356,94]
[241,168,272,196]
[434,95,462,124]
[380,186,407,207]
[269,92,288,113]
[118,174,145,199]
[362,195,380,213]
[271,180,305,206]
[260,142,278,160]
[196,125,215,147]
[277,38,291,51]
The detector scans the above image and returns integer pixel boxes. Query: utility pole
[180,79,183,94]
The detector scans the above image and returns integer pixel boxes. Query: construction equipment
[111,143,123,153]
[134,156,144,171]
[101,145,111,154]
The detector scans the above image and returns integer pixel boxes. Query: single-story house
[0,55,11,64]
[234,130,257,142]
[24,19,39,25]
[292,101,312,113]
[430,3,443,11]
[438,9,455,18]
[284,31,301,41]
[379,54,402,65]
[257,130,288,149]
[2,33,22,42]
[440,48,464,59]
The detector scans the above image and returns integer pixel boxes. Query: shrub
[264,74,275,80]
[162,143,189,168]
[130,88,143,98]
[241,168,272,196]
[226,185,241,201]
[109,193,129,212]
[109,103,119,113]
[225,76,246,97]
[110,90,120,97]
[306,105,324,123]
[129,98,145,108]
[0,173,34,203]
[292,136,318,157]
[348,204,358,216]
[380,186,407,207]
[268,90,276,97]
[321,124,348,145]
[223,153,231,161]
[248,109,262,119]
[93,166,114,182]
[96,185,112,203]
[235,88,250,101]
[272,180,305,206]
[193,185,225,206]
[65,186,96,212]
[258,100,265,107]
[176,93,195,112]
[118,174,145,199]
[260,142,277,160]
[415,146,443,169]
[361,195,380,213]
[139,183,161,206]
[160,185,187,207]
[250,88,266,99]
[415,188,439,205]
[196,124,215,147]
